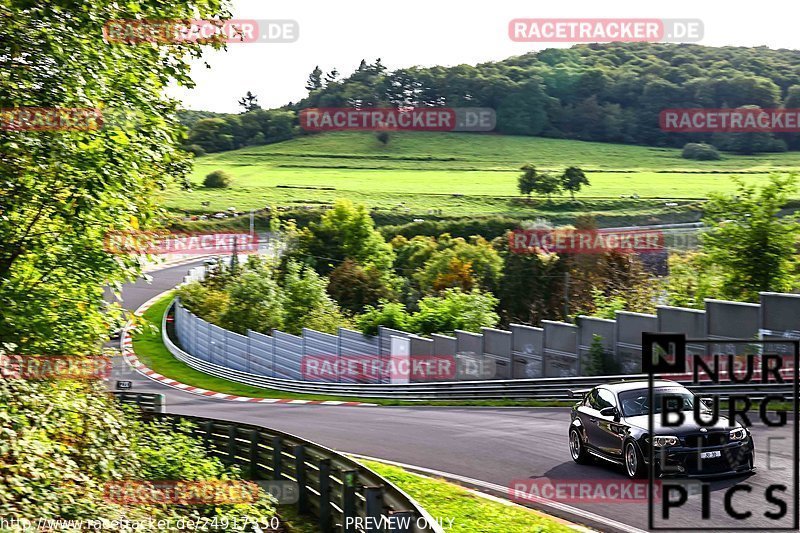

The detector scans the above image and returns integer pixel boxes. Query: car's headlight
[652,436,679,447]
[730,428,747,441]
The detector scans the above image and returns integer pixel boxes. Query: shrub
[681,143,720,160]
[185,144,206,157]
[356,301,410,336]
[204,170,233,188]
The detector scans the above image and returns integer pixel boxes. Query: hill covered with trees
[187,43,800,154]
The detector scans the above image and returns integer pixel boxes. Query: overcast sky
[170,0,800,113]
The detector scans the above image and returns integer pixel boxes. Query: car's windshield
[618,388,696,417]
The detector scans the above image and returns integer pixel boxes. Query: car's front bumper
[648,437,755,478]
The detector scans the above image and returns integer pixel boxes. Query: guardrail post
[294,445,309,514]
[271,436,282,479]
[341,470,358,533]
[249,430,260,479]
[364,486,384,533]
[227,424,237,463]
[318,458,332,533]
[389,511,415,533]
[202,420,213,451]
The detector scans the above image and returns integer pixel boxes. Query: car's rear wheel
[624,441,645,479]
[569,427,592,464]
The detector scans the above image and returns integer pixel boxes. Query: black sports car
[569,380,755,479]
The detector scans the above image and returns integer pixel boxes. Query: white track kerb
[120,290,377,407]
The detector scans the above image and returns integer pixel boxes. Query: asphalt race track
[112,260,799,532]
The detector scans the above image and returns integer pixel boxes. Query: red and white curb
[120,291,377,407]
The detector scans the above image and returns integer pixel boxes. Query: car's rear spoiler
[568,388,591,398]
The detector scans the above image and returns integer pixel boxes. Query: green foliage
[281,260,344,335]
[413,236,503,295]
[0,379,275,523]
[0,0,221,354]
[219,271,285,334]
[585,335,608,376]
[518,164,537,198]
[290,199,395,274]
[664,252,724,309]
[700,174,800,301]
[356,301,411,336]
[408,289,499,336]
[327,259,394,314]
[561,166,589,199]
[187,109,296,153]
[185,144,207,157]
[587,287,628,319]
[355,289,498,336]
[682,143,720,161]
[533,172,563,199]
[204,169,233,188]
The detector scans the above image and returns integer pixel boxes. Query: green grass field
[164,131,800,219]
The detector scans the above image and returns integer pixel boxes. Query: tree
[0,0,224,354]
[281,260,343,335]
[324,68,340,84]
[561,166,589,200]
[533,172,562,199]
[518,164,537,199]
[408,288,499,336]
[306,65,323,92]
[219,271,285,334]
[237,91,260,112]
[586,335,607,376]
[376,131,390,145]
[356,301,410,336]
[290,199,395,275]
[327,259,393,314]
[204,170,233,188]
[700,175,800,301]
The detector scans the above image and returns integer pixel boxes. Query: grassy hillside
[164,132,800,218]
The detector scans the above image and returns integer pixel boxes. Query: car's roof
[597,380,684,393]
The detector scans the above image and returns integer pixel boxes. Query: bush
[681,143,720,160]
[204,170,233,188]
[185,144,206,157]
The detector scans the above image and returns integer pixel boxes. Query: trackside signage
[643,333,799,530]
[509,228,663,255]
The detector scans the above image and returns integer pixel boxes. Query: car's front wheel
[569,427,592,464]
[624,440,645,479]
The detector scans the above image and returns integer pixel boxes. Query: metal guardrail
[113,394,443,533]
[110,391,166,413]
[161,301,795,401]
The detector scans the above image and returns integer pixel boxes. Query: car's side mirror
[599,406,618,418]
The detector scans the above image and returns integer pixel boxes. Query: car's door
[578,388,605,452]
[594,388,626,457]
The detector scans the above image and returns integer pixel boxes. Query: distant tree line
[183,43,800,155]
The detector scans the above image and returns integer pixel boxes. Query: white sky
[171,0,800,113]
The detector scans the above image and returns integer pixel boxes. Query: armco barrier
[162,301,794,400]
[113,393,443,533]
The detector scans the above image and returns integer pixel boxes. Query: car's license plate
[700,451,721,459]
